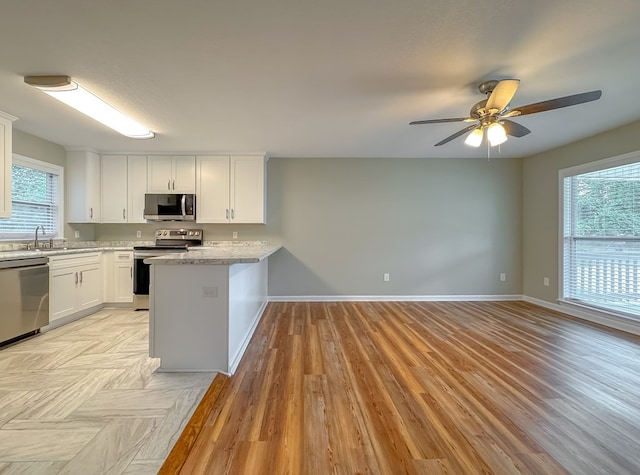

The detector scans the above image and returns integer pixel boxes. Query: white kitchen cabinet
[101,155,128,222]
[49,252,103,322]
[196,155,266,224]
[100,155,147,223]
[147,155,195,193]
[0,110,17,218]
[103,250,133,303]
[67,150,101,223]
[127,156,147,223]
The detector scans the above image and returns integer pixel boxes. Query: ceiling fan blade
[434,124,479,146]
[486,79,520,113]
[410,117,472,125]
[501,119,531,138]
[509,90,602,117]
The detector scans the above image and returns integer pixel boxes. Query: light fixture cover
[487,122,507,146]
[24,75,154,139]
[464,127,483,147]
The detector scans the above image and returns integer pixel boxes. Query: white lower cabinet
[49,252,103,322]
[103,251,133,303]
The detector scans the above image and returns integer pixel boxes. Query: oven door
[133,250,163,310]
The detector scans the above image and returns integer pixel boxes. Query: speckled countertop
[0,241,282,264]
[0,242,148,261]
[143,244,282,265]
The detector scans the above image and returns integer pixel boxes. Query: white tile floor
[0,308,215,474]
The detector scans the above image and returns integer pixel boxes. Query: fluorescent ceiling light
[24,75,154,139]
[486,122,507,146]
[464,127,483,147]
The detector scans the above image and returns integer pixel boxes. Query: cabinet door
[147,156,173,192]
[172,156,195,193]
[67,150,101,222]
[49,268,77,321]
[86,152,101,222]
[114,262,133,302]
[230,155,266,223]
[0,112,15,219]
[77,265,103,310]
[101,155,128,223]
[196,156,230,223]
[127,156,147,223]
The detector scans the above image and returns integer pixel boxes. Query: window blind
[0,162,60,240]
[562,161,640,317]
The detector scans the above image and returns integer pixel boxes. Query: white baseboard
[523,296,640,336]
[268,294,523,302]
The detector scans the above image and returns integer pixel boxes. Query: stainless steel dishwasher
[0,256,50,345]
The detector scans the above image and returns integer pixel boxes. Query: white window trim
[558,149,640,320]
[6,153,65,241]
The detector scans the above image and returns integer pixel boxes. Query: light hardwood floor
[179,301,640,474]
[0,308,214,474]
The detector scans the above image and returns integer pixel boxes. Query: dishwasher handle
[0,257,49,269]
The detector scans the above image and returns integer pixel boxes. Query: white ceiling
[1,0,639,159]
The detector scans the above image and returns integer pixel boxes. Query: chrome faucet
[34,225,45,249]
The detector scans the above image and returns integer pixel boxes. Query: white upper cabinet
[196,156,231,223]
[101,155,128,223]
[230,155,266,223]
[0,111,17,218]
[101,155,147,223]
[127,156,147,223]
[147,155,195,193]
[67,149,101,223]
[196,155,266,224]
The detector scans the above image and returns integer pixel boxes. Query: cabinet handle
[172,180,175,190]
[167,179,171,190]
[226,209,229,220]
[130,267,133,278]
[123,209,126,219]
[90,207,93,219]
[231,209,235,219]
[75,272,78,285]
[80,271,83,284]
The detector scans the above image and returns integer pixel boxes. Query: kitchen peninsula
[146,243,281,374]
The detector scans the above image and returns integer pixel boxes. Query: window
[0,154,64,240]
[561,151,640,318]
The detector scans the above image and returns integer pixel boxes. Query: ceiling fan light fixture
[24,75,155,139]
[487,122,507,146]
[464,127,483,147]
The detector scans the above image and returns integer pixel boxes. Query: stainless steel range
[133,229,203,310]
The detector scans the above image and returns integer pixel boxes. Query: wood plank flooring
[0,308,215,474]
[179,301,640,474]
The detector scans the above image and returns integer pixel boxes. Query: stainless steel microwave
[144,193,196,221]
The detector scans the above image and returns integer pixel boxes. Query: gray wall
[13,128,66,168]
[96,157,523,297]
[522,119,640,303]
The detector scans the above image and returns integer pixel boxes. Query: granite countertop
[144,244,282,265]
[0,245,140,261]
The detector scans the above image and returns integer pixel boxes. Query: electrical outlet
[383,273,390,282]
[74,230,79,238]
[202,286,218,298]
[232,232,238,239]
[500,273,506,282]
[136,230,142,238]
[543,277,550,286]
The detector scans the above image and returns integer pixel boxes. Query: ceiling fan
[410,79,602,147]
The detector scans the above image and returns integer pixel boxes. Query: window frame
[559,149,640,320]
[0,153,65,241]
